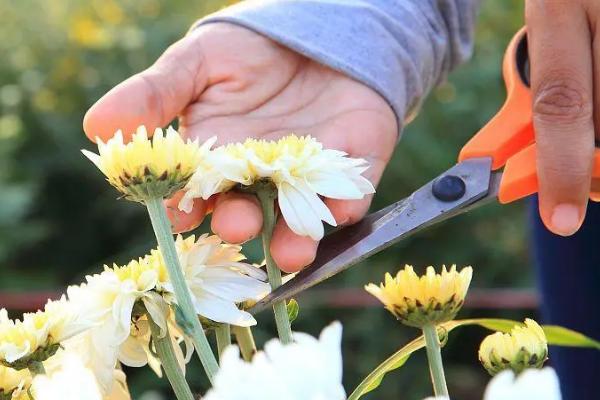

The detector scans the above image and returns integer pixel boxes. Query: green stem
[256,187,293,344]
[423,324,449,398]
[145,196,219,382]
[232,326,257,361]
[148,315,194,400]
[28,361,46,376]
[215,324,232,360]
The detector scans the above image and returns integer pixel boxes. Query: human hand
[526,0,600,236]
[83,23,397,272]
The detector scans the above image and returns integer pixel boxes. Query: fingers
[83,31,208,142]
[164,191,209,234]
[527,0,595,236]
[270,196,374,273]
[270,218,319,273]
[325,193,374,227]
[211,192,264,244]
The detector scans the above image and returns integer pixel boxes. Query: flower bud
[365,265,472,328]
[82,126,211,202]
[479,319,548,375]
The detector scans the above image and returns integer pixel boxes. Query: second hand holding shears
[250,27,600,314]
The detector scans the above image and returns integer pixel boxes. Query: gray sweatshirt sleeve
[196,0,480,133]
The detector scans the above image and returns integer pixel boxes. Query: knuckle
[540,153,593,186]
[533,75,593,123]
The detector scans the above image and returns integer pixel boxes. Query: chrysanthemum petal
[192,293,257,327]
[278,182,327,240]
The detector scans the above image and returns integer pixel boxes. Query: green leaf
[542,325,600,350]
[349,318,600,399]
[286,299,299,324]
[444,318,522,333]
[348,336,425,400]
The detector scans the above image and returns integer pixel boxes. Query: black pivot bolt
[432,175,466,202]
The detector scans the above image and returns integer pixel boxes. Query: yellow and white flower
[0,298,91,369]
[483,367,561,400]
[479,319,548,375]
[180,135,375,240]
[83,125,212,202]
[160,234,271,327]
[365,265,472,327]
[204,322,345,400]
[64,257,169,393]
[0,364,30,400]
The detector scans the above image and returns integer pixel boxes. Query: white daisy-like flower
[64,257,169,393]
[159,234,271,327]
[180,135,375,240]
[62,233,264,393]
[484,367,561,400]
[0,298,92,368]
[30,352,102,400]
[204,321,345,400]
[37,349,131,400]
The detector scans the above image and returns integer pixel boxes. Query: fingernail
[551,203,580,236]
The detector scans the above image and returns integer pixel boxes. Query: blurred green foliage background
[0,0,532,398]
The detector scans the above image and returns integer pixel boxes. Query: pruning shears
[250,27,600,314]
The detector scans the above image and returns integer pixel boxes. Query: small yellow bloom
[365,265,472,327]
[0,364,30,399]
[83,126,211,202]
[0,298,90,369]
[479,319,548,375]
[107,255,169,291]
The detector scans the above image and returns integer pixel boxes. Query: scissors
[250,27,600,314]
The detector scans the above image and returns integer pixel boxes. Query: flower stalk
[147,314,194,400]
[145,196,219,382]
[423,324,449,397]
[232,326,257,361]
[215,324,232,360]
[256,185,293,344]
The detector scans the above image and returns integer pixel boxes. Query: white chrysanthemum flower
[64,257,169,393]
[0,298,92,368]
[204,322,345,400]
[180,135,375,240]
[159,234,271,327]
[30,352,102,400]
[37,349,131,400]
[484,367,562,400]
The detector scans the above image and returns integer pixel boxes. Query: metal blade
[250,157,497,314]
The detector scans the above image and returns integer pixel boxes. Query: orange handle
[459,27,600,203]
[459,27,533,170]
[499,144,600,203]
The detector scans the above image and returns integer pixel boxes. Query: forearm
[196,0,480,134]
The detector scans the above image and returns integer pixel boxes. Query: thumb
[83,31,208,142]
